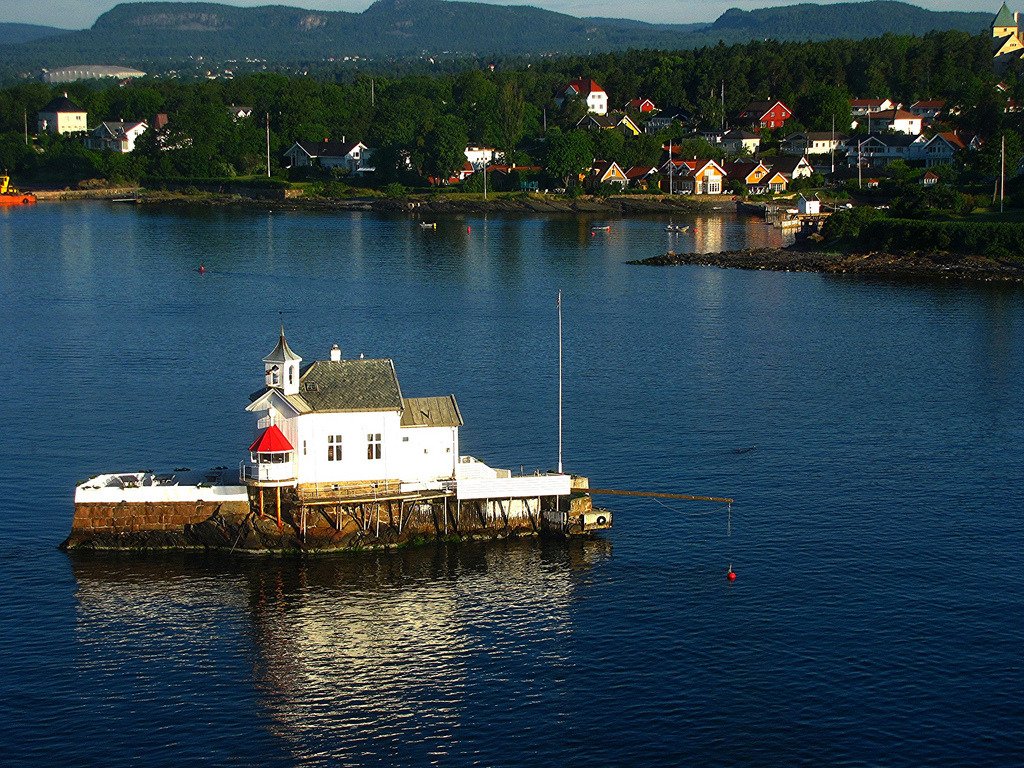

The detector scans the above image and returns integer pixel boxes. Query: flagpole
[557,289,563,475]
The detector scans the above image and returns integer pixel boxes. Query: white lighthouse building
[243,329,464,494]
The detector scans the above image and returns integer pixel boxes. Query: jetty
[63,330,610,554]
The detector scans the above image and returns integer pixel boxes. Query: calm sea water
[1,202,1022,766]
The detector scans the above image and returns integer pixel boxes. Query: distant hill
[0,23,71,45]
[0,0,995,67]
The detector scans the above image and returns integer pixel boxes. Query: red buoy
[727,571,737,581]
[198,264,206,274]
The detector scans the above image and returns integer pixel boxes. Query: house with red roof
[625,98,657,114]
[555,78,608,115]
[737,99,792,130]
[871,109,923,135]
[920,131,978,167]
[660,158,727,195]
[243,329,463,490]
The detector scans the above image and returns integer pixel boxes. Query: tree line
[0,29,1021,188]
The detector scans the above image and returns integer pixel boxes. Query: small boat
[0,173,36,206]
[666,224,689,233]
[591,225,611,232]
[419,222,437,230]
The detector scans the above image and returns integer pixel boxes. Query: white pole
[557,289,563,475]
[831,114,835,176]
[668,140,673,195]
[858,140,863,189]
[265,112,271,178]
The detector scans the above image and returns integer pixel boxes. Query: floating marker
[198,264,206,275]
[727,564,736,581]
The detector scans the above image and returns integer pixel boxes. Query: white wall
[398,426,458,482]
[292,411,402,484]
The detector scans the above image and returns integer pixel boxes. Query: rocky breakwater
[629,246,1024,283]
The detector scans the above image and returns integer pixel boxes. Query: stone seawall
[62,493,597,554]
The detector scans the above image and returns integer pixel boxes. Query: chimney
[330,344,342,362]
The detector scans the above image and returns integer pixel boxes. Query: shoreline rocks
[629,246,1024,284]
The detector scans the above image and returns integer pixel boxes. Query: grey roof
[292,140,362,158]
[294,359,402,412]
[263,329,302,364]
[724,129,759,140]
[40,93,84,113]
[400,396,463,428]
[765,155,810,173]
[994,2,1015,26]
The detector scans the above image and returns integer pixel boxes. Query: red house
[738,99,793,130]
[625,98,657,113]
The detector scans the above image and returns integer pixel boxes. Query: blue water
[2,202,1023,766]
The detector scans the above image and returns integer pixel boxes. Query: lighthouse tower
[263,326,302,395]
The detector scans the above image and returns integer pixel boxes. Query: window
[367,433,382,460]
[271,370,279,385]
[327,435,342,461]
[288,366,294,385]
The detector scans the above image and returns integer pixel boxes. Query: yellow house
[588,160,628,190]
[37,92,88,135]
[724,160,771,188]
[765,172,789,193]
[676,159,726,195]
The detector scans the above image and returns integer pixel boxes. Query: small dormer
[263,326,302,395]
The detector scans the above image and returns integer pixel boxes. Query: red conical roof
[249,424,294,453]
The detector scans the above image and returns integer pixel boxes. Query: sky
[1,0,1000,30]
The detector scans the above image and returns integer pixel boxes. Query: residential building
[243,331,461,490]
[844,134,927,168]
[86,120,148,153]
[284,140,371,173]
[870,109,923,135]
[37,93,88,135]
[908,100,947,122]
[797,195,821,215]
[625,165,659,188]
[644,109,691,133]
[226,104,254,120]
[465,145,499,168]
[555,78,608,115]
[850,98,896,118]
[577,112,641,136]
[587,160,628,190]
[920,131,979,167]
[723,160,772,193]
[737,99,793,130]
[625,98,657,113]
[721,129,761,155]
[665,158,727,195]
[782,131,846,156]
[921,170,940,186]
[765,155,815,180]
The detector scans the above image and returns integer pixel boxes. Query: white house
[850,98,896,118]
[797,195,820,215]
[243,332,462,491]
[555,78,608,115]
[86,120,148,153]
[37,93,87,135]
[721,129,761,155]
[464,145,499,169]
[242,330,576,508]
[782,132,846,156]
[284,140,371,173]
[869,109,922,136]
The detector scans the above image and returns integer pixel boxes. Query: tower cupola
[263,326,302,395]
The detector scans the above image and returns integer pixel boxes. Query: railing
[239,461,296,484]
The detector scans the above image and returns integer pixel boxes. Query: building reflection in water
[69,537,611,764]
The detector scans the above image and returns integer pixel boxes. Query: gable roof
[723,160,768,179]
[872,109,920,121]
[739,100,789,119]
[723,129,760,140]
[291,140,364,159]
[625,164,657,179]
[764,155,810,173]
[626,98,656,109]
[911,100,946,110]
[591,160,626,180]
[564,78,605,96]
[40,93,84,113]
[927,131,966,150]
[850,98,891,108]
[400,396,463,428]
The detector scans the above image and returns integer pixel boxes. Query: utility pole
[23,110,28,145]
[370,78,375,108]
[1000,133,1006,214]
[265,112,271,178]
[830,114,835,176]
[668,139,673,195]
[543,107,547,133]
[858,140,863,189]
[720,80,725,131]
[482,157,487,201]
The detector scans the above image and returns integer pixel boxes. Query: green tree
[423,115,468,182]
[545,129,594,188]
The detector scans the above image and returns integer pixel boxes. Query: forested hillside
[0,29,1018,192]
